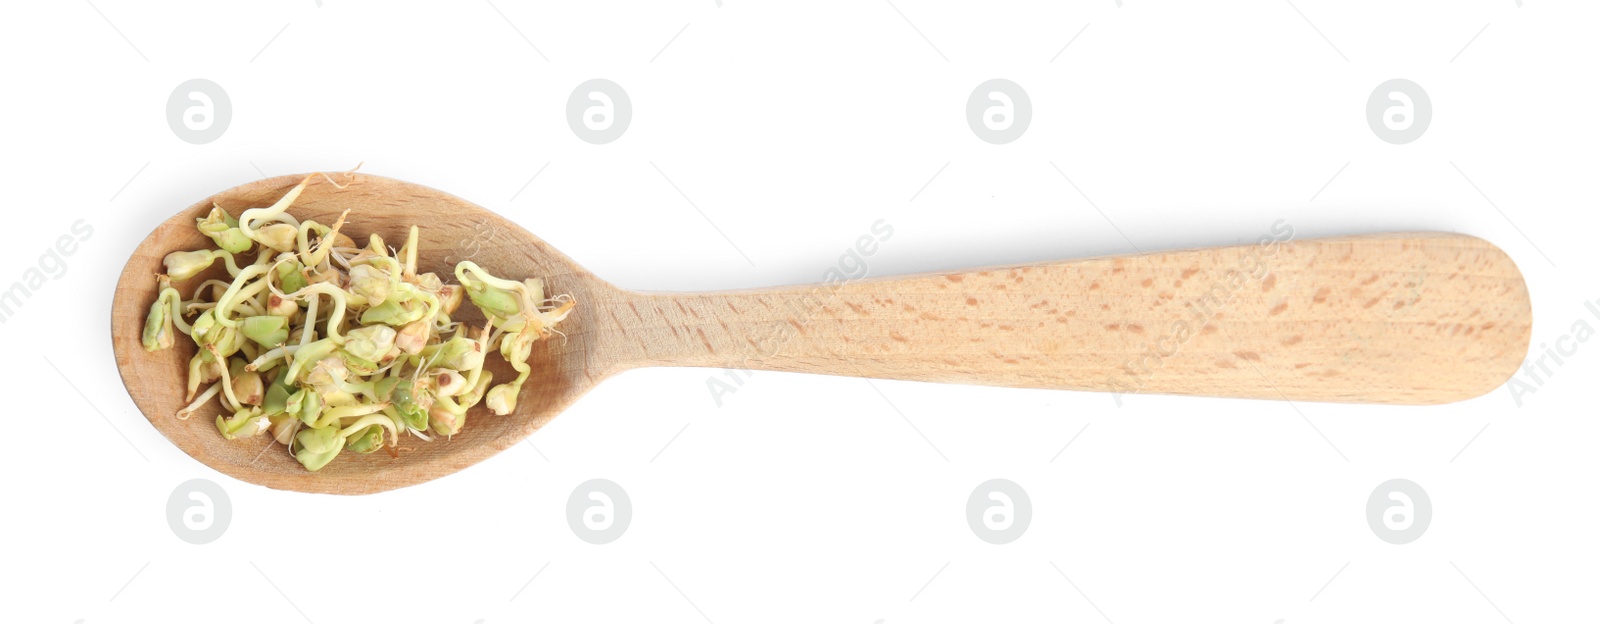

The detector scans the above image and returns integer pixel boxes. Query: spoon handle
[599,232,1530,404]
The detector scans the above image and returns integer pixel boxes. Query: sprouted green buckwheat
[141,173,574,471]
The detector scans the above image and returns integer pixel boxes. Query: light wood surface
[111,174,1532,494]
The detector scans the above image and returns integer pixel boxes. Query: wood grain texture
[111,174,1532,494]
[598,231,1531,404]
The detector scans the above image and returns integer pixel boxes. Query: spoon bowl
[113,173,1533,494]
[113,174,613,494]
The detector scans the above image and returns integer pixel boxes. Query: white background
[2,1,1597,622]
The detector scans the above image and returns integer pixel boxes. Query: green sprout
[241,315,289,348]
[142,277,190,351]
[140,172,574,472]
[197,204,253,254]
[216,408,270,440]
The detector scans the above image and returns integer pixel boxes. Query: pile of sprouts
[141,173,575,471]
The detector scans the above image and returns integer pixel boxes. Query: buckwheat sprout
[220,250,248,277]
[246,344,300,371]
[239,205,301,238]
[339,413,398,445]
[456,261,527,297]
[295,221,327,268]
[186,354,214,401]
[296,210,349,269]
[177,381,224,420]
[401,225,419,278]
[164,249,243,282]
[239,175,312,241]
[193,279,234,300]
[212,264,270,329]
[312,402,390,429]
[279,282,350,343]
[350,255,402,306]
[151,284,193,336]
[297,293,321,349]
[459,318,496,394]
[214,354,244,409]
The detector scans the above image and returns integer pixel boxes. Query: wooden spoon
[111,174,1532,494]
